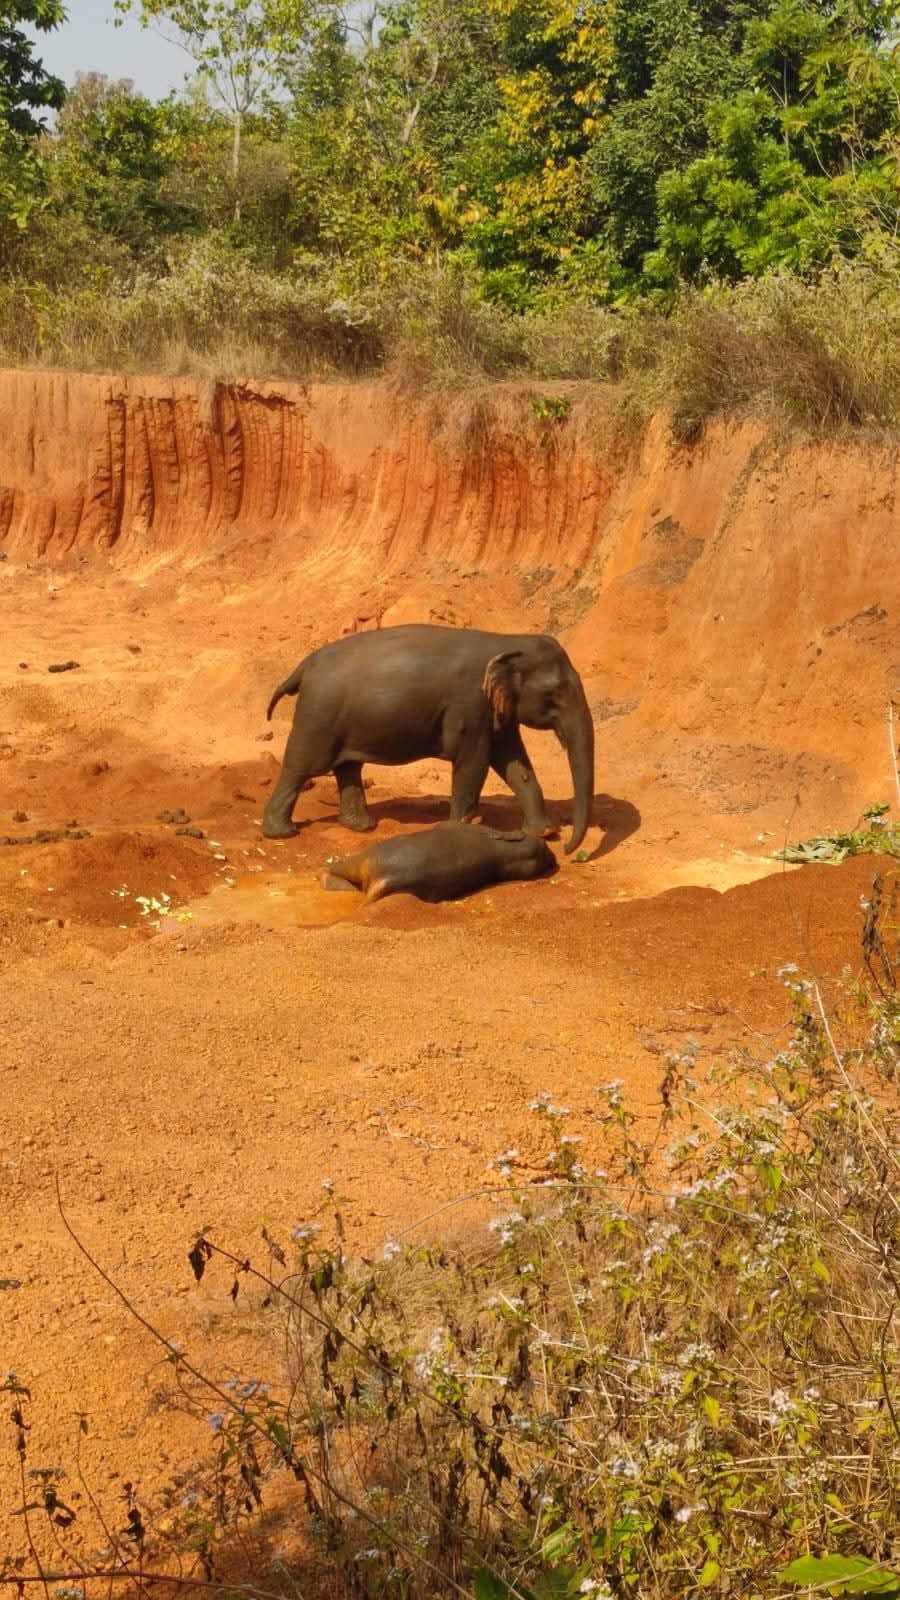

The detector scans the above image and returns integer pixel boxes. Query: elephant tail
[266,664,304,721]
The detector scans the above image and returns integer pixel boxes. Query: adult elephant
[262,625,595,855]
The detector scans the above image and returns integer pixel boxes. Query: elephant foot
[262,818,300,840]
[340,812,377,834]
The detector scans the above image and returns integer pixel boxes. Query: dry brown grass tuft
[0,250,898,438]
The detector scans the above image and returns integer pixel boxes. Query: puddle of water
[165,872,363,930]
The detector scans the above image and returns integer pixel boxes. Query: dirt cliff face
[1,372,896,834]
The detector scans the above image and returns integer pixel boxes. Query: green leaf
[699,1559,721,1586]
[532,1571,577,1599]
[473,1572,514,1600]
[541,1524,578,1563]
[778,1555,900,1594]
[756,1159,784,1196]
[702,1394,722,1428]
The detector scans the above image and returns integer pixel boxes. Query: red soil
[0,372,897,1563]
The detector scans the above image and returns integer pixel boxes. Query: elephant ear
[482,651,523,730]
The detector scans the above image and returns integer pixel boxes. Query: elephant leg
[491,727,556,837]
[335,762,376,833]
[262,720,316,839]
[449,745,490,823]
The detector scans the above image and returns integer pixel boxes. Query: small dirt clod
[47,661,80,673]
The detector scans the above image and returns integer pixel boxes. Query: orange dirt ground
[0,373,898,1568]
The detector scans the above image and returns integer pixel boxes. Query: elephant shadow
[464,790,642,860]
[325,791,641,861]
[360,793,453,829]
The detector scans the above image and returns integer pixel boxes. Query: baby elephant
[323,822,556,903]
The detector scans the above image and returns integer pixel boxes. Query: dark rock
[175,826,205,840]
[47,661,80,674]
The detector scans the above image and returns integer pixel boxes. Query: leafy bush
[6,881,897,1600]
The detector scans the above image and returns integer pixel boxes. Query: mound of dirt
[0,829,219,929]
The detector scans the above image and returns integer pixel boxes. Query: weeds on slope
[1,245,898,436]
[2,876,898,1600]
[775,803,900,867]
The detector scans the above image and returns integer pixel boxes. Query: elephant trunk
[558,685,595,856]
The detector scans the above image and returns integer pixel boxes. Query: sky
[32,0,191,100]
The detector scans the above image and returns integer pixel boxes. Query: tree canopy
[0,0,897,302]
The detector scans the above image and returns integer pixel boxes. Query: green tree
[584,0,768,286]
[453,0,614,304]
[286,0,503,262]
[0,0,66,245]
[648,0,900,282]
[114,0,325,206]
[0,0,65,135]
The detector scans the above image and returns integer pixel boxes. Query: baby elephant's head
[487,828,557,878]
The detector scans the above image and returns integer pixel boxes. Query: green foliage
[774,804,900,865]
[648,0,900,285]
[449,0,613,302]
[14,74,185,282]
[0,0,65,245]
[0,0,65,138]
[779,1555,900,1595]
[1,0,899,416]
[585,0,763,282]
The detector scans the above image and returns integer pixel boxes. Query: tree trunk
[232,107,242,221]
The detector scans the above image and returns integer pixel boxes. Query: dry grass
[0,248,898,436]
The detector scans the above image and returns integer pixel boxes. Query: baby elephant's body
[323,822,556,903]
